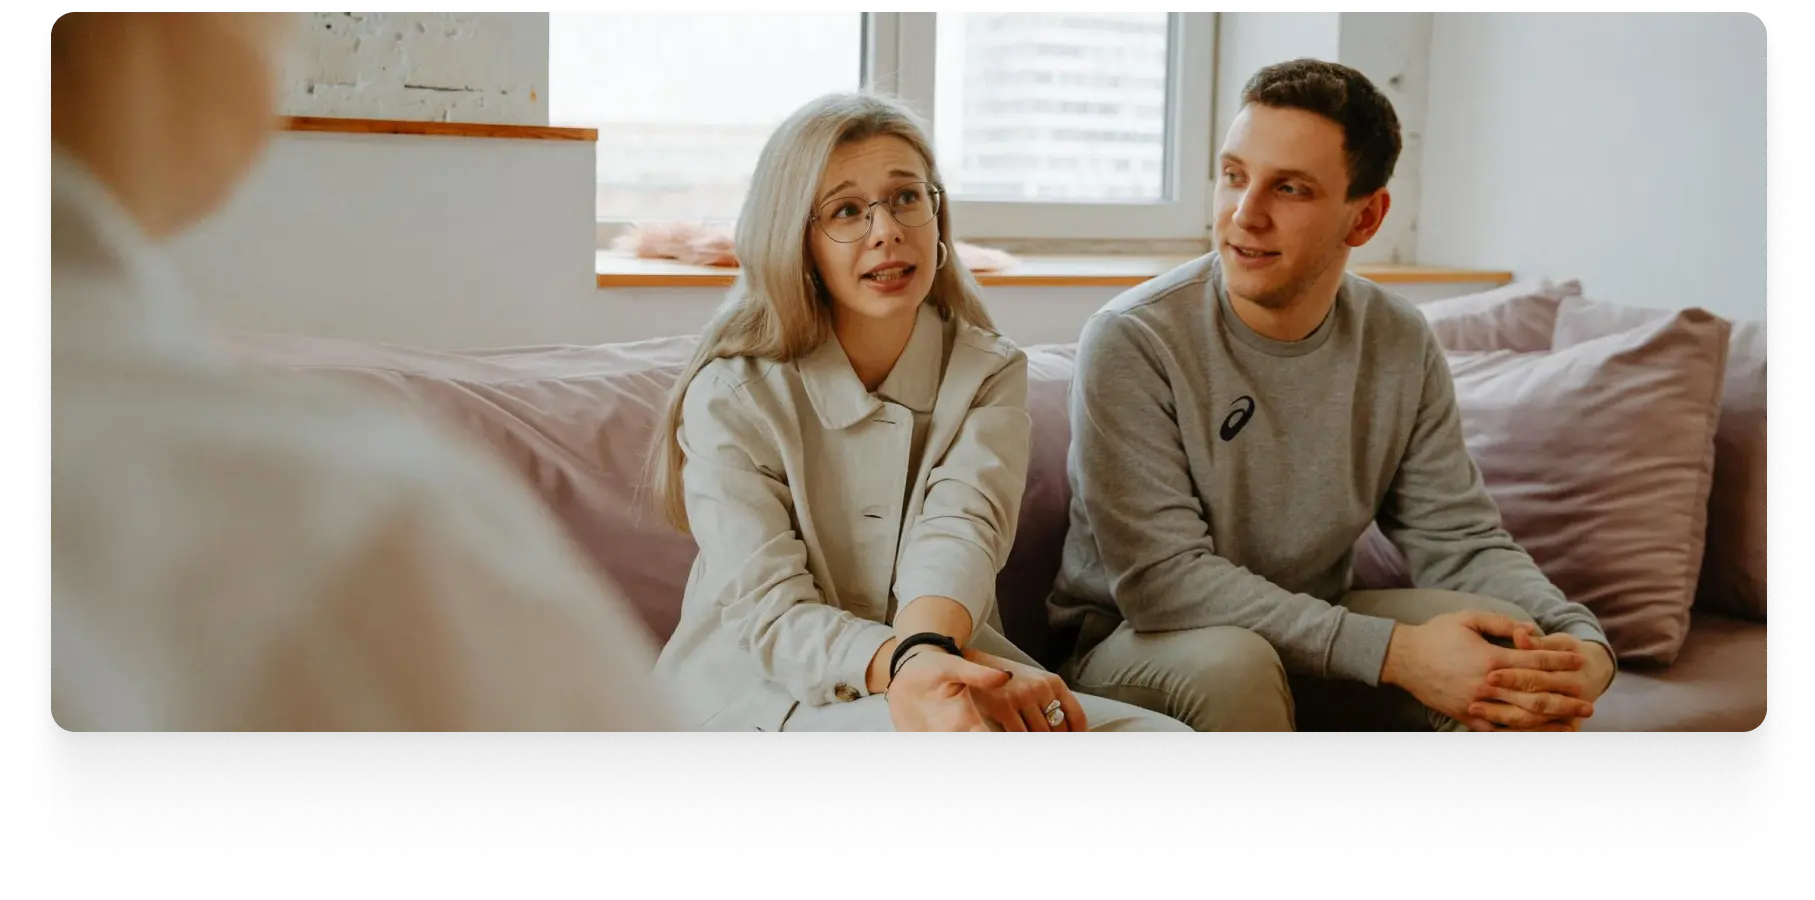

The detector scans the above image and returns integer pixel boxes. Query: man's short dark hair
[1241,59,1402,201]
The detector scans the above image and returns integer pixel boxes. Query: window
[549,13,862,223]
[553,12,1214,245]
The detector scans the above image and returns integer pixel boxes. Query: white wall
[1215,12,1339,148]
[1336,13,1433,266]
[596,280,1486,348]
[1419,13,1765,322]
[167,12,601,349]
[282,12,549,125]
[596,285,1133,348]
[168,131,604,350]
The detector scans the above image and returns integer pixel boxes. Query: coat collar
[798,301,944,430]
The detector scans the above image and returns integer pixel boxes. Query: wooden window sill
[596,253,1514,290]
[281,115,597,141]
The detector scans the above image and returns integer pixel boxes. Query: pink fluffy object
[613,221,1018,272]
[611,221,738,267]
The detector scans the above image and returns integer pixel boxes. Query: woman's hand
[885,649,1010,732]
[962,650,1089,732]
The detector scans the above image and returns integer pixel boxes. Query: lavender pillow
[1356,308,1730,664]
[1418,277,1583,352]
[1552,298,1766,622]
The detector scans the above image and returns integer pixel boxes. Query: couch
[226,288,1765,731]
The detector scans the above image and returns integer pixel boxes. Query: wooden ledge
[281,115,597,142]
[596,253,1514,290]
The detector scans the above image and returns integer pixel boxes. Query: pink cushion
[995,344,1079,663]
[1584,612,1765,731]
[227,331,1087,657]
[1417,278,1581,352]
[1550,299,1766,622]
[225,331,704,643]
[1358,310,1730,664]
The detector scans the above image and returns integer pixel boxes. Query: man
[1049,59,1617,731]
[49,13,688,729]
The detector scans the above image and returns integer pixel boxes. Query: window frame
[589,12,1217,248]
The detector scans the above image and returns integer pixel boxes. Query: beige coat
[52,151,674,730]
[654,302,1032,730]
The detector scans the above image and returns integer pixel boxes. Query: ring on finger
[1043,699,1065,729]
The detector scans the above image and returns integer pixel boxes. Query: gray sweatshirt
[1049,253,1610,685]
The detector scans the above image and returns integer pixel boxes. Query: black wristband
[889,632,962,682]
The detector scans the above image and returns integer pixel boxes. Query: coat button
[834,683,861,703]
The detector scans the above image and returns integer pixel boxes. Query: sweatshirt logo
[1220,395,1256,441]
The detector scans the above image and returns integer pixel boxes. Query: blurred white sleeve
[275,459,680,731]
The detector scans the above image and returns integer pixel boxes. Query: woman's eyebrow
[817,170,928,203]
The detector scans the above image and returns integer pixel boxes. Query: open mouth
[862,265,917,283]
[1230,245,1279,260]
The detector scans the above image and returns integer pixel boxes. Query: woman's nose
[868,204,906,244]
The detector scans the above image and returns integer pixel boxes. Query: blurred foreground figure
[52,13,674,730]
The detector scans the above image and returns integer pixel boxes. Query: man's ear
[1344,189,1392,248]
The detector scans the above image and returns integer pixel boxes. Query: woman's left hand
[962,650,1089,732]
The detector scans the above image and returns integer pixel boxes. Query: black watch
[889,632,962,683]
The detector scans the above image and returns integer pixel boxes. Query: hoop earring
[935,241,949,271]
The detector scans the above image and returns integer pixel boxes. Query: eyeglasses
[809,182,944,244]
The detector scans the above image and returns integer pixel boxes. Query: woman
[649,92,1188,732]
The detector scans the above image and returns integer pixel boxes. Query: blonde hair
[647,91,997,534]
